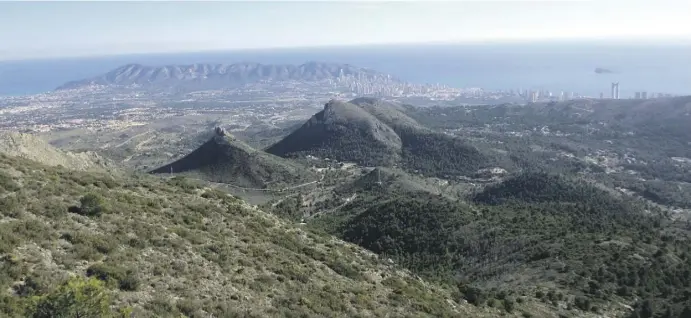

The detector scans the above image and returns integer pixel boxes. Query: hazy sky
[1,0,690,60]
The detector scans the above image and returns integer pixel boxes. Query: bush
[0,195,21,217]
[118,272,140,292]
[0,171,20,193]
[461,286,486,306]
[503,298,516,312]
[86,264,139,291]
[78,193,107,217]
[29,276,113,318]
[574,296,591,311]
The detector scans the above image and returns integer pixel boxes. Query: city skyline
[1,1,691,61]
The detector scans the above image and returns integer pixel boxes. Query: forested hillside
[311,172,691,317]
[268,99,497,178]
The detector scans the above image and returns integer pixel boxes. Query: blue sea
[1,42,690,98]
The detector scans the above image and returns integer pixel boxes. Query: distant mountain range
[55,61,398,91]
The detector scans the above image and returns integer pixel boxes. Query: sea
[1,42,690,98]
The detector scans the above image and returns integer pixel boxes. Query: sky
[1,0,690,60]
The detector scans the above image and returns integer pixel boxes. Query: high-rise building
[641,91,648,99]
[531,91,538,103]
[600,92,604,99]
[611,82,620,99]
[635,92,641,99]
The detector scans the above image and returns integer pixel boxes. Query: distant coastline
[1,42,690,97]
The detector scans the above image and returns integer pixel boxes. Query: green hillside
[407,97,691,181]
[399,128,491,177]
[267,98,494,178]
[151,133,315,189]
[349,97,422,129]
[314,173,691,317]
[266,99,402,166]
[0,153,496,317]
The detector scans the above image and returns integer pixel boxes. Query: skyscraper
[635,92,641,99]
[611,82,620,99]
[641,91,648,99]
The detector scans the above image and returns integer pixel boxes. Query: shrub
[0,171,20,193]
[461,286,486,306]
[86,264,139,291]
[118,272,140,292]
[0,195,21,217]
[503,297,516,312]
[77,193,107,217]
[574,296,591,311]
[29,276,113,318]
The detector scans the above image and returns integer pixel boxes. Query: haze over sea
[1,42,689,98]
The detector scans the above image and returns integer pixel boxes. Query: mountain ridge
[55,61,399,91]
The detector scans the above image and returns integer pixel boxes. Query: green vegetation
[86,263,139,291]
[267,99,493,178]
[309,172,691,317]
[0,154,487,317]
[151,134,316,189]
[399,128,490,177]
[29,276,124,318]
[266,100,402,166]
[5,96,691,318]
[77,193,107,216]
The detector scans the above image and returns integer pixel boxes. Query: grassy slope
[0,154,506,317]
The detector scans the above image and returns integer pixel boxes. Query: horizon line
[3,37,691,63]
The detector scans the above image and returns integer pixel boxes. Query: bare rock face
[0,132,112,171]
